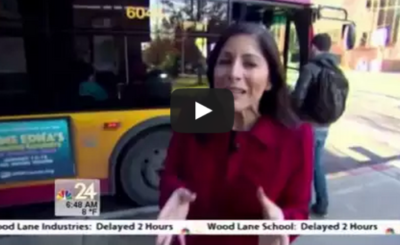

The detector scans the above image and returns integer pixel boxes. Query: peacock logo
[385,228,395,234]
[181,228,190,235]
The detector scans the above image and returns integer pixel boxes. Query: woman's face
[213,35,271,113]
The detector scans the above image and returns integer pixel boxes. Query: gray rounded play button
[171,88,234,133]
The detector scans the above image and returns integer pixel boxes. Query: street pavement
[323,72,400,173]
[2,71,400,244]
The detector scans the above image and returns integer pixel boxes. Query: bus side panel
[0,109,169,208]
[0,178,110,208]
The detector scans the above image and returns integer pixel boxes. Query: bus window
[70,0,230,95]
[93,36,119,74]
[0,0,31,114]
[0,37,27,94]
[269,11,287,63]
[230,1,301,86]
[75,36,91,63]
[268,13,300,87]
[175,36,208,87]
[154,0,229,89]
[286,22,300,88]
[71,34,125,106]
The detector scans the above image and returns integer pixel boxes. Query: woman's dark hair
[207,22,299,129]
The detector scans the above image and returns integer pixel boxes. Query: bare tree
[161,0,227,32]
[142,37,179,71]
[160,0,227,84]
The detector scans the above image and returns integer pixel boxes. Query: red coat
[160,116,314,245]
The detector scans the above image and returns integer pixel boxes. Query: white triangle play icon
[195,102,212,120]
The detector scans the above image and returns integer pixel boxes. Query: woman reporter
[157,22,313,245]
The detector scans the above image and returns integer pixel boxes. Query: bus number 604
[126,6,164,20]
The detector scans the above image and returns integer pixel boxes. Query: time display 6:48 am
[125,6,165,20]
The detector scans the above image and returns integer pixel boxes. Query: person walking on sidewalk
[292,33,349,217]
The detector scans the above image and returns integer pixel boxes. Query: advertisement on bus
[0,118,75,184]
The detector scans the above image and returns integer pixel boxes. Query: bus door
[229,0,305,87]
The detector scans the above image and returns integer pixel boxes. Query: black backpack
[301,61,349,124]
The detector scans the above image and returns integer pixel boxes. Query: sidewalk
[2,162,400,245]
[295,161,400,245]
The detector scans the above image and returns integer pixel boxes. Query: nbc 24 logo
[57,182,97,200]
[74,182,97,200]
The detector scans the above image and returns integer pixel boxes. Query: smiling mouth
[228,88,246,95]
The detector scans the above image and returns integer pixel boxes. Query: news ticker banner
[0,220,398,235]
[54,179,100,217]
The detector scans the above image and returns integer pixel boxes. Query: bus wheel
[120,128,171,206]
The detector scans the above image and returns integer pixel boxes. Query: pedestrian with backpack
[292,33,349,217]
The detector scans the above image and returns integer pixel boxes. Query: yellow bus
[0,0,176,208]
[0,0,353,208]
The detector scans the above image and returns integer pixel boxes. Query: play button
[195,102,212,120]
[171,88,234,133]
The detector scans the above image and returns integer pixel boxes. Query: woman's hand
[156,188,196,245]
[257,187,289,245]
